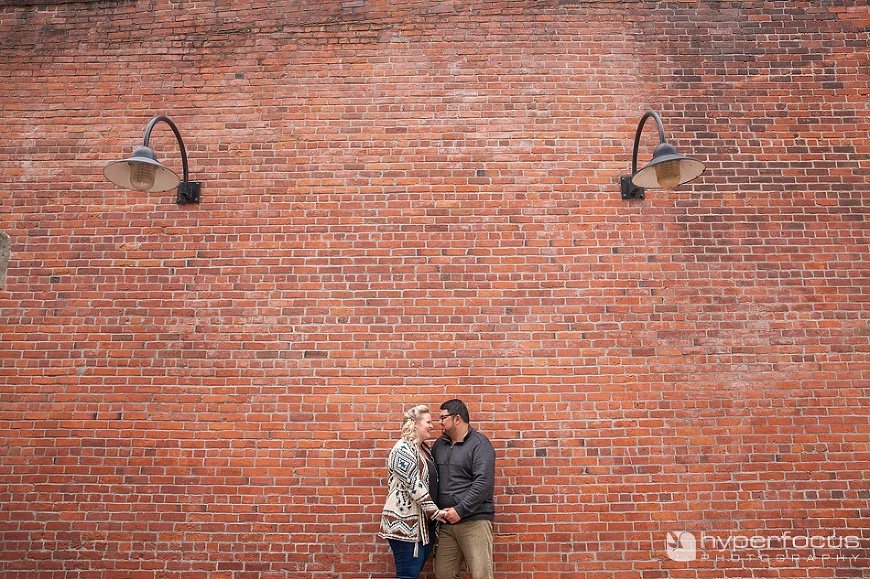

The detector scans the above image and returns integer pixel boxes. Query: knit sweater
[378,439,440,549]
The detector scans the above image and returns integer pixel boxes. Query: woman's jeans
[388,525,436,579]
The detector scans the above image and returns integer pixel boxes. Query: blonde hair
[400,404,431,447]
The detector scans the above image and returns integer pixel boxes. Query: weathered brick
[1,1,869,578]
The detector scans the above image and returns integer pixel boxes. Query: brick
[1,1,869,578]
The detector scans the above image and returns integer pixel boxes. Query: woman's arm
[389,441,440,518]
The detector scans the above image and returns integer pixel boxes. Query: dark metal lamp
[620,110,705,200]
[104,115,201,204]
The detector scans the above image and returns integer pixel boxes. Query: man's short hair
[441,399,470,423]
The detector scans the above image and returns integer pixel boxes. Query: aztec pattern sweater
[378,439,440,550]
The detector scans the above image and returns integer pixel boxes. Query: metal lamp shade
[103,146,181,193]
[631,142,705,190]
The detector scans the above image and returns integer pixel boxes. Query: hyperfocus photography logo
[666,531,697,561]
[665,531,861,564]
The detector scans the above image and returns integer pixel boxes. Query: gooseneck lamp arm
[629,111,666,181]
[619,110,705,201]
[142,115,201,205]
[143,115,191,185]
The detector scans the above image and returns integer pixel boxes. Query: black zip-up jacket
[431,427,496,522]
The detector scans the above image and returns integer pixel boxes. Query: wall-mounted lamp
[620,110,705,200]
[103,115,201,205]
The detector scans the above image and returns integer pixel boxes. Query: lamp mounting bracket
[620,176,645,200]
[177,181,201,205]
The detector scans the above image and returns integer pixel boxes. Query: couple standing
[379,399,495,579]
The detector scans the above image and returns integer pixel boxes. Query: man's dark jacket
[431,427,495,522]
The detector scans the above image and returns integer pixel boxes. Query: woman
[379,405,445,579]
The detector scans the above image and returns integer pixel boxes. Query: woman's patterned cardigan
[378,439,440,553]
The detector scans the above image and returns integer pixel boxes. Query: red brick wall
[1,1,868,578]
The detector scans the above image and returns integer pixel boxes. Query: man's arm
[453,435,495,519]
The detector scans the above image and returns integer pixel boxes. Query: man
[431,399,496,579]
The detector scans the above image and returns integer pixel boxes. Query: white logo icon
[666,531,697,562]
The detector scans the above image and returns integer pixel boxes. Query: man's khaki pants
[434,519,494,579]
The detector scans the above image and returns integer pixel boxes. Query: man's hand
[441,507,461,524]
